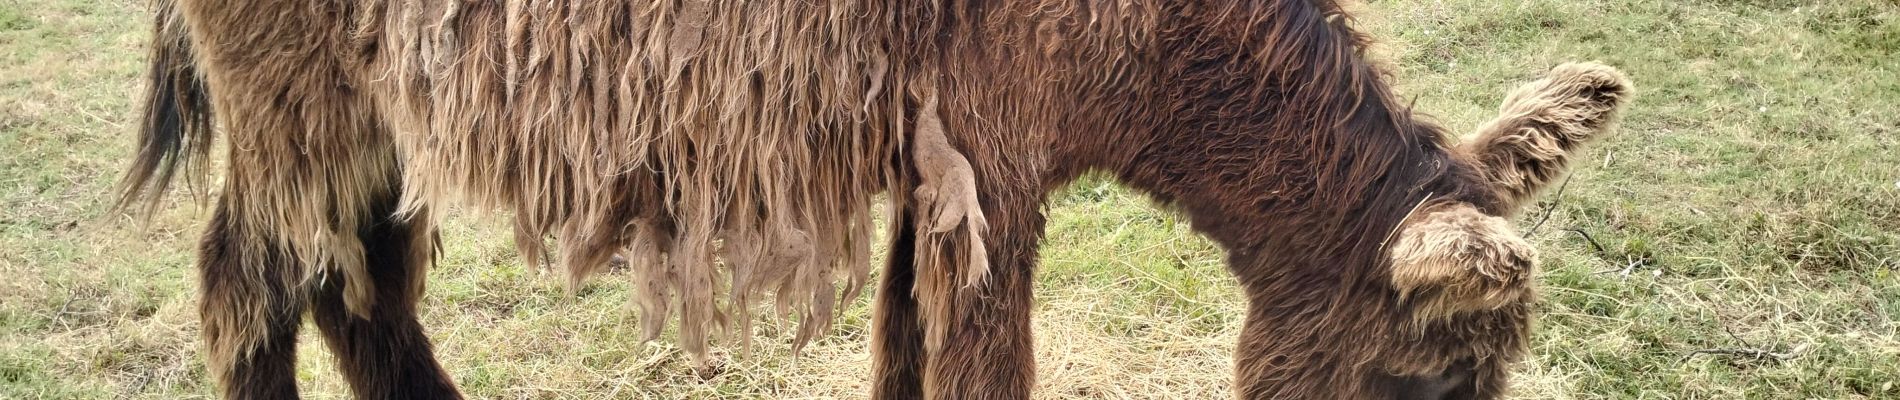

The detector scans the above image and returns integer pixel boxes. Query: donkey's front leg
[914,199,1045,400]
[902,85,1047,399]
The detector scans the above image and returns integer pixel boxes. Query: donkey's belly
[364,0,902,360]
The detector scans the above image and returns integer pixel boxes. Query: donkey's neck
[1110,96,1459,259]
[916,0,1485,262]
[1088,1,1482,269]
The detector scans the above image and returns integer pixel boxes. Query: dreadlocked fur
[120,0,993,373]
[362,0,954,360]
[120,0,1631,398]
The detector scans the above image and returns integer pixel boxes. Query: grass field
[3,0,1897,398]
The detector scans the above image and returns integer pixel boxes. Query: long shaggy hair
[118,0,1630,398]
[117,0,994,365]
[367,0,916,358]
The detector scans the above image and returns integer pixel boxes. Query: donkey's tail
[114,0,214,218]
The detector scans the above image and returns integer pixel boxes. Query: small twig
[1723,325,1754,348]
[1570,228,1651,278]
[1591,257,1643,276]
[1680,347,1799,364]
[52,297,76,330]
[1380,192,1436,252]
[1566,228,1608,255]
[1525,175,1574,237]
[77,107,126,130]
[1679,321,1808,364]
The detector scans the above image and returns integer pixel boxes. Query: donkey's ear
[1388,203,1537,321]
[1459,62,1632,212]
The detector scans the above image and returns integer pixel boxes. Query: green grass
[3,0,1897,398]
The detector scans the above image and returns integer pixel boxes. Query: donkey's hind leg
[310,191,461,399]
[197,203,307,399]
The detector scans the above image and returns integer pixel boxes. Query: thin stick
[1380,192,1436,252]
[1525,175,1574,237]
[1680,347,1799,363]
[1679,320,1807,364]
[1566,228,1608,255]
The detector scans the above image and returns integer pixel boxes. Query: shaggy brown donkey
[117,0,1627,399]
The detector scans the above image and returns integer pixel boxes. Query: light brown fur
[367,1,912,362]
[1460,62,1633,212]
[1388,203,1537,321]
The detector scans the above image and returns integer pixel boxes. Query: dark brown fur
[880,1,1627,397]
[308,188,461,399]
[118,0,1628,399]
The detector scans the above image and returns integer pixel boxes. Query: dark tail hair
[114,0,214,218]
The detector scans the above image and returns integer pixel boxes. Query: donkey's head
[1388,62,1631,322]
[1362,62,1630,397]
